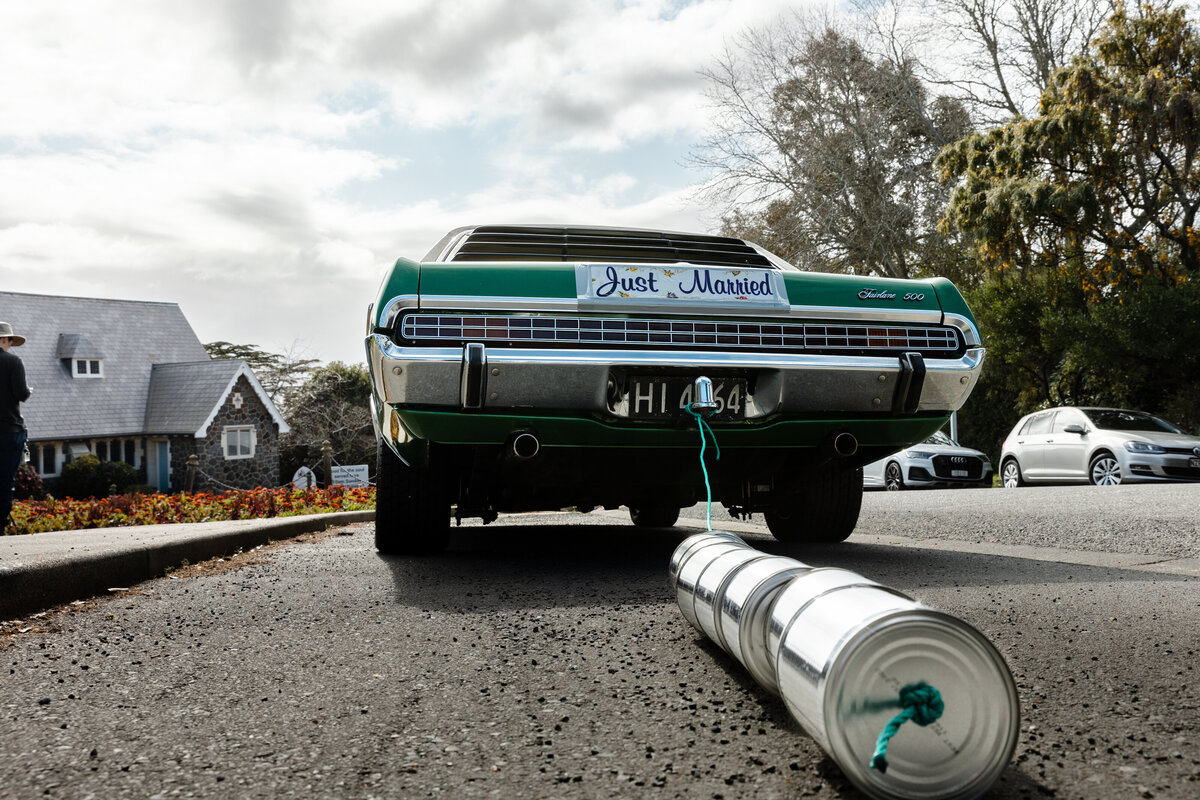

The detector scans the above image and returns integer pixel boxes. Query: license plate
[1190,456,1200,469]
[951,469,969,478]
[627,377,747,420]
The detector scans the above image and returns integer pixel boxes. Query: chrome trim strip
[415,294,945,325]
[438,229,475,262]
[379,294,421,329]
[942,313,982,348]
[369,334,984,372]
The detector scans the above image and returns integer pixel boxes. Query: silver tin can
[672,539,748,631]
[774,584,1020,800]
[765,568,892,669]
[668,531,746,590]
[715,555,812,693]
[691,547,768,649]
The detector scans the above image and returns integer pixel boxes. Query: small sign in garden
[291,466,317,489]
[331,465,369,488]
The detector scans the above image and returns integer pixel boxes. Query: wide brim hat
[0,321,26,346]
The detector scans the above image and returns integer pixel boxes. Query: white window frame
[222,426,256,460]
[72,358,104,379]
[121,438,140,469]
[30,441,62,477]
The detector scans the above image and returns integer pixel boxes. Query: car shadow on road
[379,522,1191,613]
[379,524,682,613]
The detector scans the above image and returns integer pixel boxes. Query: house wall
[183,375,282,491]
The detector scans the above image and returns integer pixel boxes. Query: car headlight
[904,450,935,459]
[1124,441,1166,454]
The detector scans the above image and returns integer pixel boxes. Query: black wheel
[765,465,864,544]
[629,505,681,528]
[1001,459,1023,489]
[375,440,450,555]
[884,461,905,491]
[1089,452,1122,486]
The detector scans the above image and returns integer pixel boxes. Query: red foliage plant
[6,486,375,536]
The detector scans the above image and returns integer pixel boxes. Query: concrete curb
[0,511,375,620]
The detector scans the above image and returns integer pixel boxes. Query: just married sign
[578,263,788,308]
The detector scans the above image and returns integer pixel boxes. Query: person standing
[1,322,32,534]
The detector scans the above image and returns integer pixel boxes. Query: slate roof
[145,360,289,435]
[144,360,244,434]
[1,291,213,440]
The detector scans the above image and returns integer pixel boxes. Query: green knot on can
[869,681,945,774]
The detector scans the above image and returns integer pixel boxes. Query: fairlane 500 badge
[582,264,786,306]
[859,288,926,302]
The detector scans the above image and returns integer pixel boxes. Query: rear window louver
[447,226,775,269]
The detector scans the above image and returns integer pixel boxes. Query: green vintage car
[366,225,984,553]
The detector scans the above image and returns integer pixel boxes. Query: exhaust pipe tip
[831,432,858,458]
[510,432,540,460]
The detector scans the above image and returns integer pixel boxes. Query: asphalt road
[2,484,1199,799]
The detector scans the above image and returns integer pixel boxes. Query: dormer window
[57,333,106,380]
[74,358,103,378]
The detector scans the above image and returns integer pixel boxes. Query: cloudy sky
[0,0,806,366]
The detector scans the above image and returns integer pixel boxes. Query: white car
[863,430,993,490]
[1000,406,1200,487]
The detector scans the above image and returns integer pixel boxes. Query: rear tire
[629,505,681,528]
[765,465,863,544]
[375,440,451,555]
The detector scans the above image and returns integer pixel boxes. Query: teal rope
[685,404,721,531]
[869,681,944,774]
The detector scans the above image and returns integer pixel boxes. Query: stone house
[1,291,289,493]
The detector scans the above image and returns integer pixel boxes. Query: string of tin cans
[669,531,1021,800]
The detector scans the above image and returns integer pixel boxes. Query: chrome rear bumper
[366,334,984,419]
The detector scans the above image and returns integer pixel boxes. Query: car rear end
[366,225,986,546]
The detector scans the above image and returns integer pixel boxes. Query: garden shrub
[15,464,45,501]
[58,454,139,499]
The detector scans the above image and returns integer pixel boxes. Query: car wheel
[1001,459,1023,489]
[884,461,905,491]
[765,465,863,544]
[629,505,681,528]
[1089,452,1122,486]
[375,440,450,555]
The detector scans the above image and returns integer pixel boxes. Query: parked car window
[1025,412,1053,435]
[1050,409,1086,433]
[1082,409,1183,434]
[926,430,955,446]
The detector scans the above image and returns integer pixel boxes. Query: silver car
[1000,406,1200,487]
[863,430,993,490]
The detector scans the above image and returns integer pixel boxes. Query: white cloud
[0,0,807,364]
